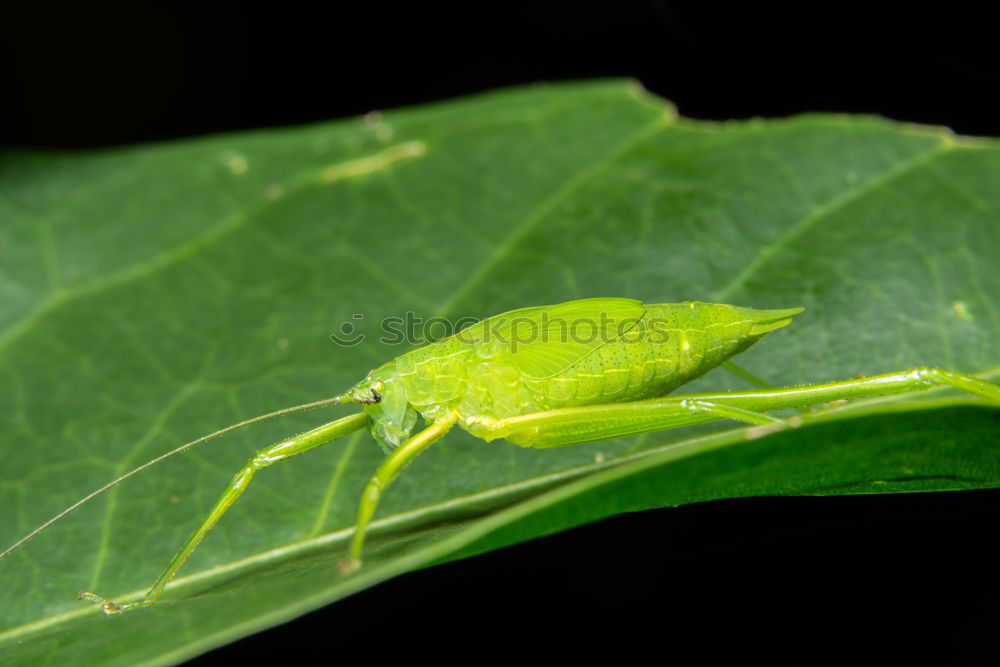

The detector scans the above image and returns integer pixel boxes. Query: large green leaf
[1,80,998,665]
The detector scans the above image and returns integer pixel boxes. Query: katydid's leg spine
[488,368,1000,448]
[79,411,370,614]
[346,414,458,565]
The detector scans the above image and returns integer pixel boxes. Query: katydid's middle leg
[722,361,776,390]
[80,411,371,614]
[487,367,1000,448]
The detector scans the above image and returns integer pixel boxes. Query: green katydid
[4,298,1000,614]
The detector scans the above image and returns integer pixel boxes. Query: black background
[5,3,999,147]
[6,2,1000,661]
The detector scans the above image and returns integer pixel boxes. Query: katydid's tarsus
[6,298,1000,614]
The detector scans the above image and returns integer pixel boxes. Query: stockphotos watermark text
[329,312,671,351]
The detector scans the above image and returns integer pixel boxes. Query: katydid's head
[341,361,418,453]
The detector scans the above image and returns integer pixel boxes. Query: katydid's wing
[464,298,646,379]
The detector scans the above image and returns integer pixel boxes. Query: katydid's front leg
[485,367,1000,448]
[80,411,371,614]
[343,413,457,570]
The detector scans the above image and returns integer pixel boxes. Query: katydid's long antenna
[0,393,355,560]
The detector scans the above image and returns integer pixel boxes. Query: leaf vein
[433,115,670,317]
[711,140,954,302]
[0,143,426,360]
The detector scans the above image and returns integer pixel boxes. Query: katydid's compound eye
[353,380,385,404]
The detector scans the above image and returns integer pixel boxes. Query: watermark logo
[330,312,672,350]
[330,313,367,347]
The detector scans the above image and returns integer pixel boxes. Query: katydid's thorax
[353,336,475,450]
[394,335,474,418]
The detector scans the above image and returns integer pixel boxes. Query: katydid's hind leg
[480,398,791,449]
[79,412,370,614]
[340,414,458,572]
[486,367,1000,448]
[723,361,819,415]
[917,367,1000,403]
[677,399,785,426]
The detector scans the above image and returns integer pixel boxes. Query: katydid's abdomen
[512,302,804,409]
